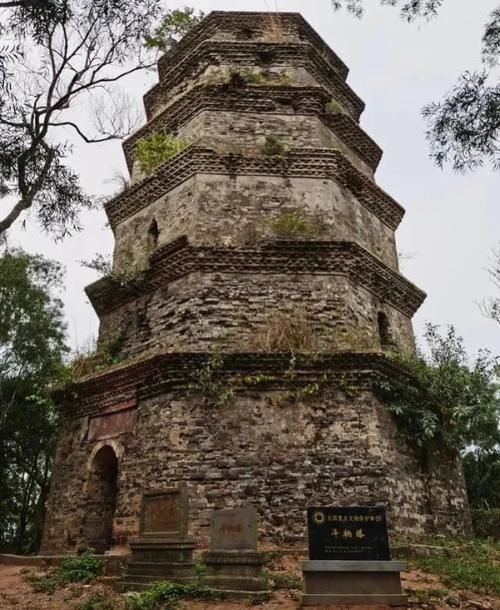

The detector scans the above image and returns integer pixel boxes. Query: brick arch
[81,443,121,553]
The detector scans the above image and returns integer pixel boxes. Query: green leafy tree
[0,249,68,552]
[331,1,500,172]
[377,324,500,453]
[463,449,500,509]
[144,7,205,52]
[484,246,500,326]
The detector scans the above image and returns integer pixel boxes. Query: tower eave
[123,84,381,175]
[104,146,403,231]
[85,238,426,320]
[54,350,414,418]
[156,11,349,85]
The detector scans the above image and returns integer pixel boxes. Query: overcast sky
[7,0,500,356]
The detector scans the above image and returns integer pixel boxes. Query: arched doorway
[81,445,118,553]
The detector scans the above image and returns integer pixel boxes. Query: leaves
[463,449,500,509]
[331,1,500,172]
[0,248,68,553]
[482,6,500,67]
[144,7,205,52]
[378,324,500,453]
[136,132,190,176]
[331,0,444,21]
[423,71,500,172]
[0,0,163,238]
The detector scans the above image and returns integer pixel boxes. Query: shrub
[28,574,57,594]
[77,593,113,610]
[255,307,317,352]
[27,551,102,595]
[266,570,302,590]
[57,550,102,584]
[125,581,217,610]
[144,8,205,52]
[463,449,500,509]
[414,539,500,595]
[240,67,266,85]
[261,134,288,160]
[189,353,235,406]
[326,98,346,115]
[69,333,126,380]
[233,68,294,87]
[375,324,500,452]
[471,509,500,540]
[269,211,312,238]
[136,132,190,176]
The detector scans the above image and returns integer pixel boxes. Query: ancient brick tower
[41,11,469,554]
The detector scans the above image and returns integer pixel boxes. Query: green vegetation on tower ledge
[261,134,289,160]
[269,210,314,238]
[136,133,190,176]
[326,98,346,115]
[144,8,205,52]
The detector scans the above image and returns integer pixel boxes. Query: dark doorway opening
[81,445,118,553]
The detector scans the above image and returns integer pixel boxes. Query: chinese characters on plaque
[307,506,390,561]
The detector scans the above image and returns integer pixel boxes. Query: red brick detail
[88,408,137,441]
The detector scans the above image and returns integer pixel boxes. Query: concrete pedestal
[122,537,197,591]
[301,560,407,607]
[202,550,268,594]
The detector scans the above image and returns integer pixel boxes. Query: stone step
[301,593,409,606]
[120,577,197,593]
[204,575,268,592]
[207,589,272,602]
[121,582,271,601]
[126,561,195,577]
[121,581,154,593]
[123,574,197,585]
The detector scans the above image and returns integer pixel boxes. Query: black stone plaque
[307,506,390,561]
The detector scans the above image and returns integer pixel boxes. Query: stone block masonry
[41,11,470,555]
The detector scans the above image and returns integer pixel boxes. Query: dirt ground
[1,562,500,610]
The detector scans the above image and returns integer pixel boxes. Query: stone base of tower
[40,353,471,555]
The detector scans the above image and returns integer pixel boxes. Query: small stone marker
[123,488,196,591]
[210,507,257,551]
[301,506,407,607]
[307,506,390,561]
[140,488,188,539]
[202,507,268,597]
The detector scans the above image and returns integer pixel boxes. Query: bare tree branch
[0,0,162,238]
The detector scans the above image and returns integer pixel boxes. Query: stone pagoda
[41,11,470,555]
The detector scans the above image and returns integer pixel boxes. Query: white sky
[7,0,500,356]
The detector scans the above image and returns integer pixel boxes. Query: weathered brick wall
[148,65,322,120]
[113,174,399,274]
[130,111,374,182]
[97,273,415,359]
[41,387,469,553]
[42,11,471,555]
